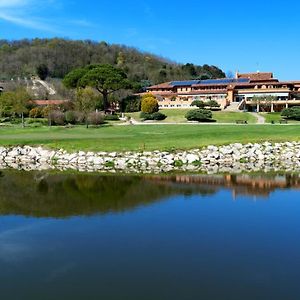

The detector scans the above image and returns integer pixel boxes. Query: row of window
[159,104,190,108]
[152,84,291,94]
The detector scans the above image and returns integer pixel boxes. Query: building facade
[146,72,300,112]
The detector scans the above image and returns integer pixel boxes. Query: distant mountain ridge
[0,38,225,85]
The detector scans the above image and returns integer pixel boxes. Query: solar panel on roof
[170,80,201,86]
[199,78,250,84]
[170,78,250,87]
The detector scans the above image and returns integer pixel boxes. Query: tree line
[0,38,225,85]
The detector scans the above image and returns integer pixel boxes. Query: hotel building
[146,72,300,112]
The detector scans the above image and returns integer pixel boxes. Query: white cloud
[0,0,63,33]
[0,0,30,8]
[0,11,57,32]
[0,0,96,34]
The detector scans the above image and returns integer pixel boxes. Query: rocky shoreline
[0,142,300,174]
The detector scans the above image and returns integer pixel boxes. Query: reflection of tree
[0,171,299,218]
[0,171,219,218]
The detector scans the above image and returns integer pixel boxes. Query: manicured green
[260,113,282,123]
[126,110,257,124]
[281,107,300,120]
[0,124,299,152]
[260,112,300,124]
[212,111,256,124]
[185,109,212,121]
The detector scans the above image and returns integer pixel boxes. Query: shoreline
[1,142,300,174]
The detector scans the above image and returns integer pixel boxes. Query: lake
[0,170,300,300]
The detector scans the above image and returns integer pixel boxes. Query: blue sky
[1,0,300,80]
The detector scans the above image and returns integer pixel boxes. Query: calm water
[1,171,300,300]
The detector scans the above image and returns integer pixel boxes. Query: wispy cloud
[0,223,40,263]
[0,0,57,31]
[0,0,96,34]
[0,11,59,32]
[0,0,30,8]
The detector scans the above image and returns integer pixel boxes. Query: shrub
[140,112,151,120]
[281,106,300,120]
[140,111,167,121]
[87,112,104,125]
[26,118,48,125]
[42,106,53,118]
[49,110,65,125]
[206,100,221,109]
[74,111,85,124]
[59,101,74,112]
[191,100,205,108]
[151,112,167,120]
[141,96,159,113]
[29,107,43,118]
[9,118,22,124]
[65,110,77,124]
[104,114,120,121]
[185,109,213,122]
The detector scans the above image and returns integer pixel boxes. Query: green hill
[0,38,225,85]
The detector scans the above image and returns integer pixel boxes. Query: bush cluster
[104,114,120,121]
[191,99,220,109]
[140,112,167,121]
[141,94,159,114]
[281,106,300,120]
[87,112,105,125]
[46,110,104,126]
[185,109,213,122]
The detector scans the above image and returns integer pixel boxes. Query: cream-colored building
[146,72,300,112]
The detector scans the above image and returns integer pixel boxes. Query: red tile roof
[33,100,70,106]
[148,82,173,89]
[237,72,274,81]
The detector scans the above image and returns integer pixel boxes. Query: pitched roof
[148,82,173,89]
[237,72,274,81]
[33,100,70,106]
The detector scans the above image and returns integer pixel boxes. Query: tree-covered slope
[0,38,225,84]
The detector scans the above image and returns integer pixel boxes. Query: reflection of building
[146,72,300,112]
[148,174,300,200]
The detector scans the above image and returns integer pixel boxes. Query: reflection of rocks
[1,142,300,174]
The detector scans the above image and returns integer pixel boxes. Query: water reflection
[1,170,300,300]
[0,170,299,218]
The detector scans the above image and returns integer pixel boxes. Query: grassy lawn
[212,111,256,124]
[0,124,299,152]
[260,112,300,124]
[260,113,282,123]
[125,110,257,124]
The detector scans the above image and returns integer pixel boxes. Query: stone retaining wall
[0,142,300,173]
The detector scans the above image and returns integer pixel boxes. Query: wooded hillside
[0,38,225,85]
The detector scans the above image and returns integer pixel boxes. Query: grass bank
[126,110,257,123]
[260,112,300,124]
[0,124,299,152]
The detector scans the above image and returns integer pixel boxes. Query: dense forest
[0,38,225,85]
